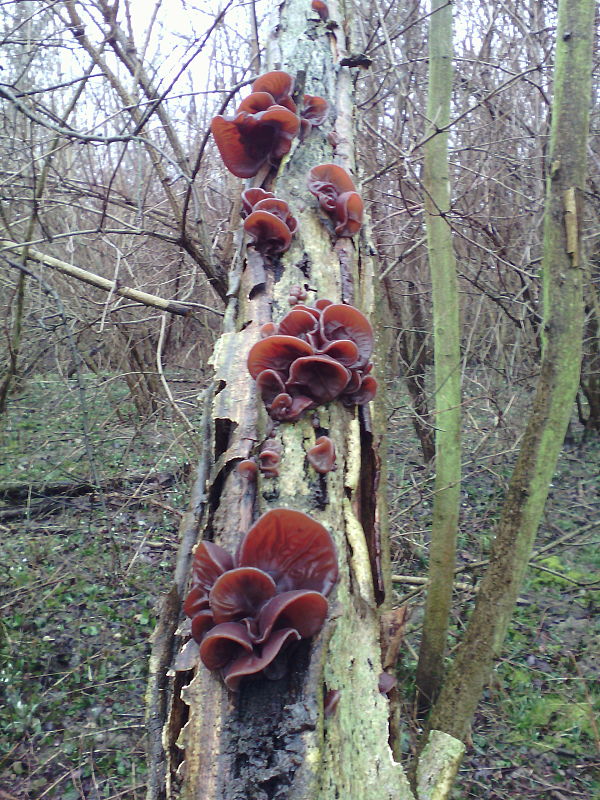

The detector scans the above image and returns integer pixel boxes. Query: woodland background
[0,1,598,798]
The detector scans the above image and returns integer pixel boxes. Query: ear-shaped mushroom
[311,0,330,21]
[237,508,338,595]
[317,339,359,366]
[190,541,235,593]
[191,609,216,643]
[237,459,258,480]
[241,188,275,217]
[209,567,277,624]
[270,392,315,422]
[252,71,296,112]
[302,94,329,126]
[211,102,300,178]
[199,621,253,670]
[307,435,336,474]
[320,303,374,366]
[247,335,314,379]
[244,210,293,255]
[256,369,287,405]
[277,307,319,338]
[307,164,363,236]
[222,627,301,691]
[334,190,364,236]
[286,355,351,404]
[258,437,282,478]
[256,589,329,643]
[253,198,298,235]
[342,374,378,406]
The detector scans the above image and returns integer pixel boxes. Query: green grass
[0,373,191,798]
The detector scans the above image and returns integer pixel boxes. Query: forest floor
[0,371,598,800]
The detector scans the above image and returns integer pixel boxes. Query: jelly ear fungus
[183,509,338,691]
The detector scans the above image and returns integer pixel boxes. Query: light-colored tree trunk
[415,0,462,708]
[145,1,466,798]
[426,0,594,743]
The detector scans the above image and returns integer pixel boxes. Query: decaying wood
[146,2,463,798]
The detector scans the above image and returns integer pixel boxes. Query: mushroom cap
[222,627,301,691]
[237,459,258,480]
[311,0,330,21]
[334,190,364,237]
[320,303,374,365]
[287,355,351,404]
[253,198,298,234]
[211,104,299,178]
[243,210,293,255]
[256,368,287,405]
[269,392,316,421]
[256,589,329,643]
[247,335,313,379]
[190,541,235,595]
[252,71,296,112]
[277,307,319,338]
[343,374,378,405]
[307,435,336,474]
[236,91,276,114]
[302,94,329,126]
[199,621,253,671]
[307,163,357,202]
[241,187,275,217]
[317,339,360,366]
[209,567,277,624]
[237,508,338,595]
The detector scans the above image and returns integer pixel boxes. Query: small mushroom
[307,164,364,236]
[307,435,336,474]
[247,335,313,379]
[243,210,293,256]
[311,0,329,22]
[252,70,296,112]
[258,436,282,478]
[287,355,351,404]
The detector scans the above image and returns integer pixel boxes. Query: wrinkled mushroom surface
[307,164,364,236]
[184,508,338,690]
[247,299,377,420]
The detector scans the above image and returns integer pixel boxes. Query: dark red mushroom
[342,374,378,406]
[237,508,338,595]
[311,0,329,22]
[320,303,374,366]
[247,335,313,379]
[287,355,351,404]
[307,164,363,236]
[270,392,316,422]
[252,71,296,112]
[211,100,300,178]
[258,437,282,478]
[184,508,339,690]
[222,627,301,691]
[307,436,336,474]
[256,369,287,405]
[241,188,275,217]
[243,210,293,255]
[237,459,258,480]
[209,567,276,624]
[277,307,319,338]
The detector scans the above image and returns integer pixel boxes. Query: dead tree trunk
[146,2,463,799]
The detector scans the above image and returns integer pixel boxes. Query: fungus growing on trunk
[258,437,283,478]
[184,509,338,690]
[247,299,377,419]
[252,71,296,112]
[307,163,364,236]
[241,192,298,256]
[307,436,336,473]
[311,0,329,22]
[211,89,300,178]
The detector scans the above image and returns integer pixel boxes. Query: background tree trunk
[425,0,594,744]
[415,0,462,709]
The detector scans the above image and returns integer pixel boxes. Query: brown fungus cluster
[211,71,328,178]
[241,188,298,256]
[247,299,377,422]
[307,164,364,237]
[184,509,338,691]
